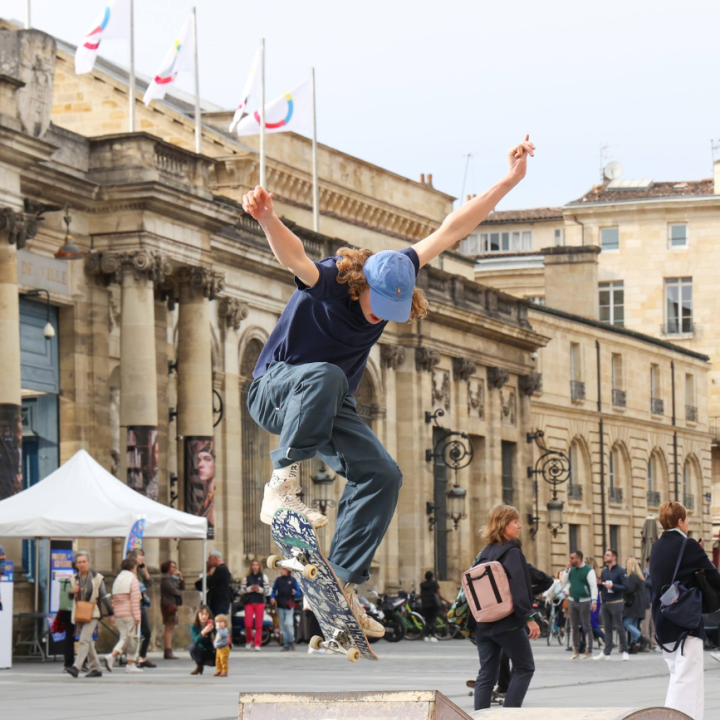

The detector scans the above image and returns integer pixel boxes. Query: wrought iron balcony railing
[608,486,623,505]
[651,398,664,415]
[686,405,698,423]
[647,490,661,507]
[571,380,586,402]
[683,493,695,510]
[612,389,626,408]
[568,484,583,502]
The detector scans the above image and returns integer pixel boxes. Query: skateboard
[268,508,379,662]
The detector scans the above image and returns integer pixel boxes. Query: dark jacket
[600,563,628,603]
[650,530,720,646]
[271,575,300,609]
[529,565,553,596]
[194,563,234,612]
[239,571,270,605]
[190,623,215,653]
[475,540,534,637]
[160,574,186,608]
[623,573,647,619]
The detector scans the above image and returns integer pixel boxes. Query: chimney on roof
[420,173,425,184]
[427,173,433,187]
[714,161,720,195]
[541,245,601,320]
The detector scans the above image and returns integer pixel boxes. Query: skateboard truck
[267,549,318,579]
[310,629,361,663]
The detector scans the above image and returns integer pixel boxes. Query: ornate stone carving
[0,208,38,249]
[187,266,225,300]
[519,371,543,397]
[108,288,121,332]
[501,388,517,426]
[487,366,509,390]
[452,357,477,382]
[218,297,249,330]
[85,249,173,285]
[380,344,406,370]
[415,347,440,373]
[432,370,450,410]
[467,380,485,419]
[356,403,387,421]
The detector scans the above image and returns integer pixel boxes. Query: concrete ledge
[472,709,689,720]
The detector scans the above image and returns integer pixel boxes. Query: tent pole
[34,538,40,613]
[202,538,207,603]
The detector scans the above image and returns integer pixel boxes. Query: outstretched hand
[507,134,535,183]
[242,185,276,223]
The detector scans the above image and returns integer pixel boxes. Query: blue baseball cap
[364,250,416,322]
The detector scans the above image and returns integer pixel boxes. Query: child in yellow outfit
[213,614,230,676]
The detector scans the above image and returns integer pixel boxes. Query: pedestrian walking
[641,557,658,652]
[270,567,300,651]
[239,559,270,651]
[64,551,113,678]
[650,501,720,720]
[242,137,535,641]
[127,548,155,668]
[189,605,216,675]
[586,557,604,645]
[593,548,629,661]
[104,557,143,674]
[213,614,231,677]
[472,505,540,711]
[160,559,185,659]
[562,550,598,660]
[194,550,234,617]
[623,556,649,652]
[420,570,450,642]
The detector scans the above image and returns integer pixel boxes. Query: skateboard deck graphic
[270,508,379,662]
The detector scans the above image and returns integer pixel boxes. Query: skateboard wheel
[267,555,281,570]
[303,564,318,580]
[346,647,361,663]
[309,635,323,651]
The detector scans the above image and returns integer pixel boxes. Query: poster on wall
[184,437,215,539]
[0,404,22,501]
[49,548,74,614]
[127,426,159,501]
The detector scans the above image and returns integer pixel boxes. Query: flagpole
[259,38,266,187]
[25,0,30,28]
[311,68,319,233]
[192,7,201,154]
[128,0,135,132]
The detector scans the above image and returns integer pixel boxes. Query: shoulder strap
[672,537,688,584]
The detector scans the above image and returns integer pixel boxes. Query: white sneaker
[622,651,630,661]
[125,664,143,673]
[245,643,252,651]
[259,467,328,528]
[430,636,438,643]
[711,650,720,663]
[254,646,261,652]
[424,636,430,642]
[102,654,113,672]
[593,652,609,661]
[344,583,384,638]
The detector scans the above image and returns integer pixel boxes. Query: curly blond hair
[335,247,428,322]
[482,504,519,546]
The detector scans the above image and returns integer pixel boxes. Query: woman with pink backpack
[467,504,540,711]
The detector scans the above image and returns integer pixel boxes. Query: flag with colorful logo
[75,0,131,75]
[229,47,261,133]
[124,518,146,557]
[234,78,312,137]
[143,15,195,106]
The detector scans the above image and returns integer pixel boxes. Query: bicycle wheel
[405,612,425,641]
[383,616,406,643]
[557,627,565,646]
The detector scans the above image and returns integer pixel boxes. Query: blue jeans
[623,616,642,643]
[278,607,295,647]
[248,362,403,585]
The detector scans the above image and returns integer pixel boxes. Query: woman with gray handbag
[650,501,720,720]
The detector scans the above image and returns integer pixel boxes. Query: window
[554,228,564,246]
[478,230,532,254]
[609,525,619,556]
[460,233,482,255]
[501,441,515,506]
[611,354,623,390]
[651,364,663,414]
[665,278,693,334]
[601,227,619,251]
[570,343,582,382]
[522,231,532,250]
[609,448,617,489]
[569,524,580,553]
[686,374,697,422]
[669,223,687,248]
[599,281,624,327]
[647,457,655,494]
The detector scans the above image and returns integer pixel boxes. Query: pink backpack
[461,547,515,623]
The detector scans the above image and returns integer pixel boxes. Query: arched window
[682,458,696,511]
[567,439,588,502]
[647,455,661,507]
[608,445,624,504]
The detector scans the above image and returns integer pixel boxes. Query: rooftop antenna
[599,144,617,181]
[711,139,720,168]
[460,153,473,206]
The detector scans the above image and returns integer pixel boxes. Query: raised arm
[412,135,535,268]
[242,186,320,287]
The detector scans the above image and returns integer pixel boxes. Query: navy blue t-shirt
[253,247,420,394]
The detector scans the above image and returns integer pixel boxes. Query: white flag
[234,78,312,137]
[143,16,195,106]
[75,0,131,75]
[229,47,261,133]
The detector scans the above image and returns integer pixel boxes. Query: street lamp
[54,205,83,260]
[311,464,336,515]
[25,289,55,339]
[527,431,571,539]
[446,484,467,531]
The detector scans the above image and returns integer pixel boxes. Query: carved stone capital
[452,357,477,382]
[0,208,38,249]
[380,344,406,370]
[85,249,172,285]
[415,347,440,373]
[218,297,249,331]
[467,380,485,419]
[519,371,543,397]
[487,366,509,390]
[185,266,225,300]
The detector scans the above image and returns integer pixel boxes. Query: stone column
[175,268,224,572]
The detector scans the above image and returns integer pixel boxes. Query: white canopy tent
[0,449,209,610]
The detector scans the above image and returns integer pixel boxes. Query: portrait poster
[184,437,215,539]
[0,404,22,501]
[127,426,159,501]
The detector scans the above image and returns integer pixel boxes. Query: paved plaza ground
[3,640,720,719]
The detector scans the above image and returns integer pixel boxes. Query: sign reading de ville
[17,250,70,296]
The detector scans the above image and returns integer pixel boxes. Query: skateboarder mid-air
[243,136,535,638]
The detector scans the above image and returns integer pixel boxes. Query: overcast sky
[5,0,720,210]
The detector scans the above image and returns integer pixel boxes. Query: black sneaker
[64,666,79,678]
[85,669,103,678]
[138,660,157,668]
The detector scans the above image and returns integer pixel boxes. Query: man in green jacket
[561,550,598,660]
